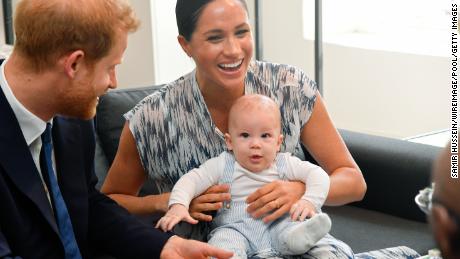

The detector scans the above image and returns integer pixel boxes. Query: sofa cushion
[339,130,441,223]
[323,206,434,254]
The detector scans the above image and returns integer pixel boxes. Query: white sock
[279,213,332,255]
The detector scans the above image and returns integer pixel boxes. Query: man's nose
[109,70,117,89]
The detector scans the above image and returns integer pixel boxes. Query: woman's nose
[223,36,241,57]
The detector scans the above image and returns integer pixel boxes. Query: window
[302,0,451,57]
[260,0,450,139]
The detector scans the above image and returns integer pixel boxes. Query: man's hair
[13,0,139,72]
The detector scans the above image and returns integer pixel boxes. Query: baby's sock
[279,213,332,255]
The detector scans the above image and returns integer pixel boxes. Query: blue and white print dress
[125,60,317,194]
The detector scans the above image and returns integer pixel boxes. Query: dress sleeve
[123,93,162,174]
[291,67,318,129]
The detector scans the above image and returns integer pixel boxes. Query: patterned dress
[125,60,354,258]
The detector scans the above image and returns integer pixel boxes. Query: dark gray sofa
[94,85,442,256]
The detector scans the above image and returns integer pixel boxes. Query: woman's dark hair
[175,0,248,41]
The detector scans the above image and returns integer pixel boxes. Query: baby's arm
[285,154,330,220]
[155,156,222,231]
[156,203,198,231]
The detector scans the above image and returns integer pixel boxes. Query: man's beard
[58,80,98,120]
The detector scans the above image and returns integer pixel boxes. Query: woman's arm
[300,93,367,205]
[101,122,170,214]
[102,122,231,217]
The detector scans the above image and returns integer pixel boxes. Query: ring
[274,200,280,209]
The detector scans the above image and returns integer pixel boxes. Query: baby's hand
[155,204,198,232]
[289,199,317,221]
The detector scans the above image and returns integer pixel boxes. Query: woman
[102,0,366,257]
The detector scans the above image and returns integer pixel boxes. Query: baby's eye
[240,133,249,138]
[261,133,271,138]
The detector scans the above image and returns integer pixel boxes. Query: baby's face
[225,110,283,173]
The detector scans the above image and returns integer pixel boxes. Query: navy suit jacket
[0,85,172,258]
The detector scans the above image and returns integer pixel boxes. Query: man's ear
[62,50,85,79]
[430,204,457,257]
[177,35,191,57]
[225,133,233,151]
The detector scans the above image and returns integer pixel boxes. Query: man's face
[59,30,128,119]
[430,146,460,259]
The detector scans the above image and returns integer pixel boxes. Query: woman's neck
[196,73,245,133]
[196,75,244,112]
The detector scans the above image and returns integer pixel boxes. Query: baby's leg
[208,227,250,259]
[270,213,332,255]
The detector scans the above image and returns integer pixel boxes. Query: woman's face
[179,0,253,92]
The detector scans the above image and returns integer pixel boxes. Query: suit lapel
[0,87,59,235]
[52,117,87,240]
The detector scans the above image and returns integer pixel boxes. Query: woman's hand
[189,184,231,222]
[246,180,305,223]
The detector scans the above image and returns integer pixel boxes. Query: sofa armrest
[340,130,441,222]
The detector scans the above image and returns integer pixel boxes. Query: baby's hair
[228,94,281,129]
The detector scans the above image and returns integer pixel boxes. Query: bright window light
[302,0,451,57]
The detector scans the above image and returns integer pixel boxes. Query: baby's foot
[280,213,332,254]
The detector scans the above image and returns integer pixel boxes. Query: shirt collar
[0,59,47,145]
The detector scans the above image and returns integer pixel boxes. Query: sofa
[94,85,442,257]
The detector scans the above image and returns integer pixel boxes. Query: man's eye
[240,133,249,138]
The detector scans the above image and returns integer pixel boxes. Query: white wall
[260,0,449,138]
[117,0,156,88]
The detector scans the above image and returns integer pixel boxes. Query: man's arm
[0,228,20,259]
[0,229,12,257]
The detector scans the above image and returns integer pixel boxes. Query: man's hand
[189,184,231,221]
[155,204,198,232]
[289,199,316,221]
[246,180,305,223]
[160,236,233,259]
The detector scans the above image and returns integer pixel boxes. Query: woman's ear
[61,50,85,78]
[225,133,233,151]
[177,35,191,58]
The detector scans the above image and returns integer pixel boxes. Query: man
[430,143,460,259]
[0,0,232,258]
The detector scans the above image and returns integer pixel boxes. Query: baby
[156,94,331,258]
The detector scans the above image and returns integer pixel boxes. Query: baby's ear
[277,134,284,151]
[225,133,233,150]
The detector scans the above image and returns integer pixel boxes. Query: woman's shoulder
[130,71,195,109]
[248,60,316,89]
[125,71,196,121]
